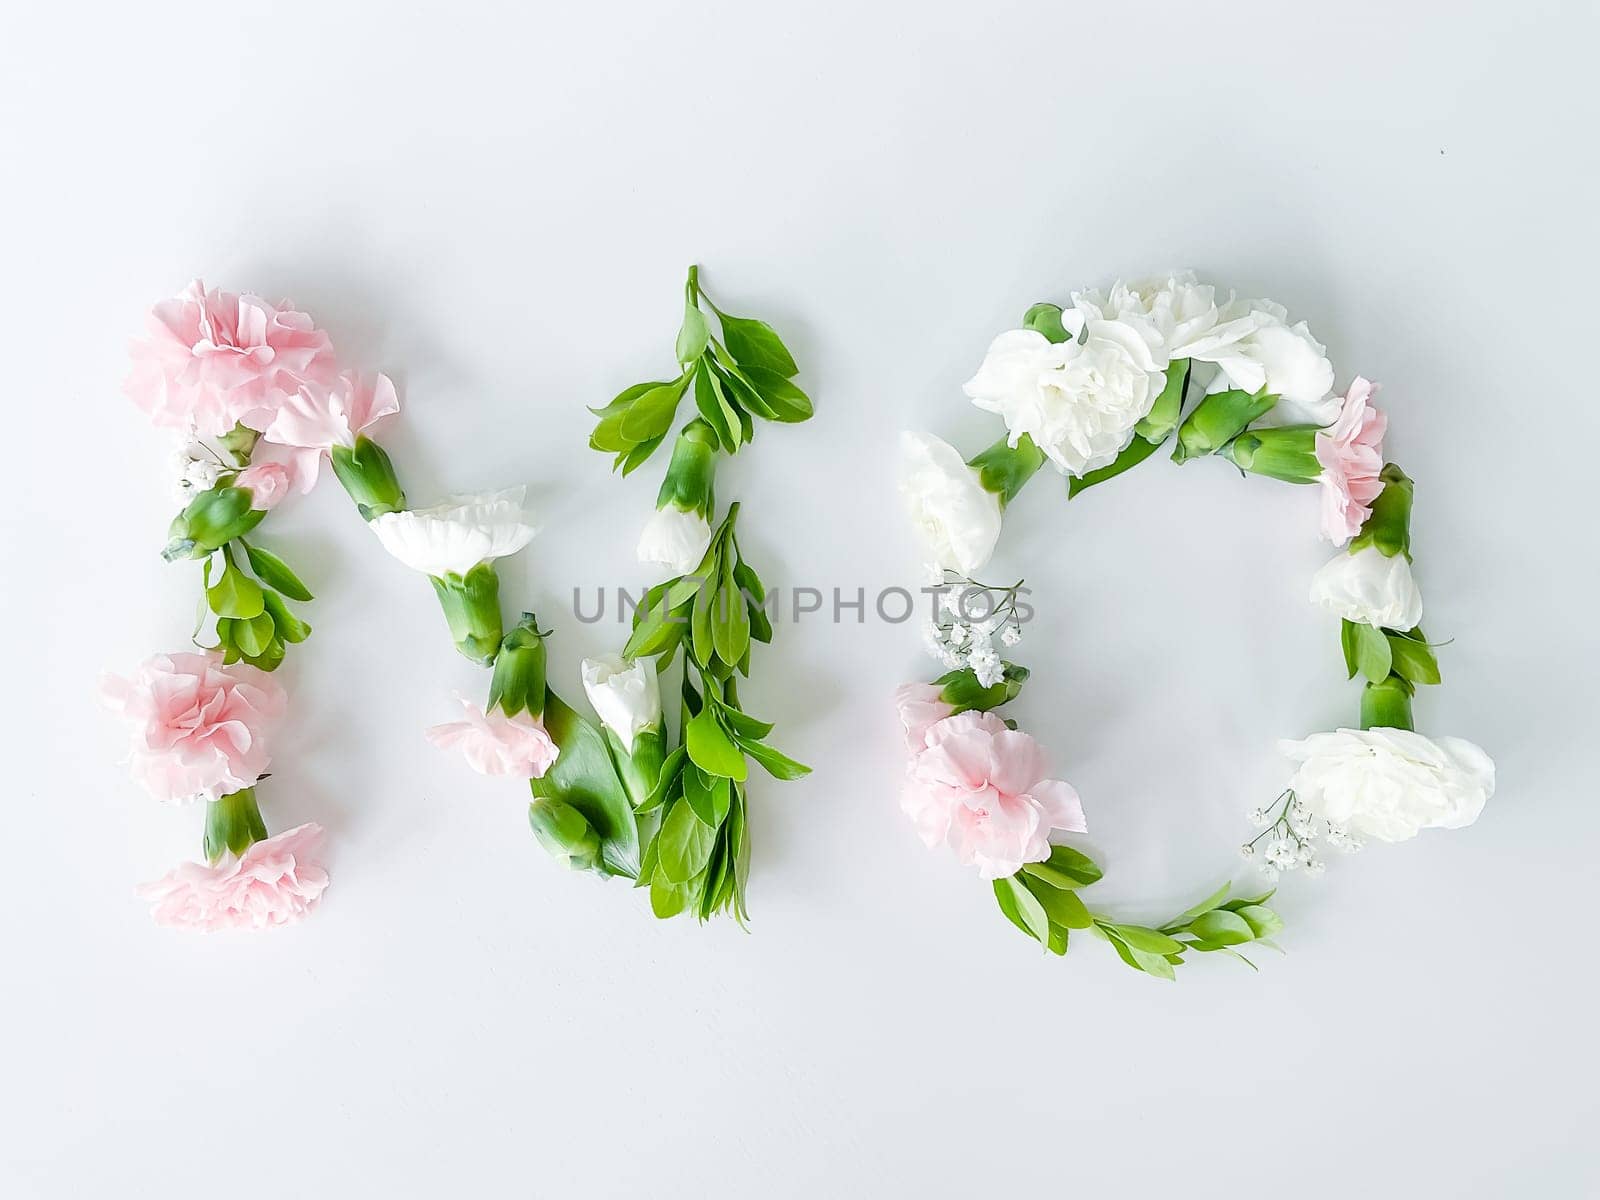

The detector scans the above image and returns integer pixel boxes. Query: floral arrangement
[106,281,353,930]
[899,272,1495,977]
[583,265,813,920]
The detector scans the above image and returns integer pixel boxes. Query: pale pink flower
[902,710,1086,879]
[124,280,338,437]
[100,652,286,804]
[895,682,954,753]
[236,460,293,510]
[426,694,560,779]
[1315,377,1387,546]
[260,371,400,488]
[138,823,329,931]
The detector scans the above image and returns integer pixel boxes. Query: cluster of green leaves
[624,507,808,921]
[589,265,812,475]
[201,540,313,671]
[995,857,1285,980]
[1341,619,1443,688]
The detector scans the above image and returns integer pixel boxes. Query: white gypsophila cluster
[1241,791,1362,881]
[170,439,222,501]
[921,577,1025,687]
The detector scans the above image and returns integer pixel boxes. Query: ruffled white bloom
[1069,271,1260,367]
[371,486,537,577]
[965,321,1161,477]
[1280,728,1495,842]
[898,432,1003,574]
[580,655,661,752]
[636,505,713,576]
[1310,545,1423,629]
[1207,299,1337,426]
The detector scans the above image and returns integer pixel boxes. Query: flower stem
[203,786,268,864]
[1360,676,1415,731]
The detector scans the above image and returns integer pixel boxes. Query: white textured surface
[2,2,1594,1196]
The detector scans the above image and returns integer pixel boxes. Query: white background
[3,2,1595,1196]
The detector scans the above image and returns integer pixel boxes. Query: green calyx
[1022,302,1072,344]
[487,614,548,719]
[1173,388,1278,463]
[1134,359,1191,444]
[1349,464,1414,558]
[430,562,505,666]
[331,435,406,520]
[655,418,719,517]
[203,786,269,864]
[163,486,265,560]
[967,435,1046,508]
[1226,425,1323,483]
[528,796,603,873]
[1360,674,1416,731]
[215,423,260,467]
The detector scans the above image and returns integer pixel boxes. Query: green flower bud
[1350,464,1414,558]
[1360,674,1415,731]
[1173,388,1278,463]
[1226,426,1322,483]
[967,434,1046,508]
[488,614,548,719]
[203,786,269,864]
[655,418,719,518]
[528,797,603,872]
[163,486,265,560]
[215,423,260,467]
[331,435,406,520]
[430,562,504,666]
[1021,302,1071,344]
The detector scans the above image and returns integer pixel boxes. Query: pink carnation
[100,652,286,804]
[138,822,329,931]
[124,280,338,437]
[895,682,954,752]
[260,370,401,489]
[1315,377,1387,546]
[426,695,560,779]
[236,460,293,510]
[902,710,1086,879]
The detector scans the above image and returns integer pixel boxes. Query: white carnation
[636,505,713,576]
[370,486,537,578]
[1310,545,1423,629]
[898,431,1003,575]
[580,655,661,752]
[1280,728,1495,842]
[1208,298,1338,426]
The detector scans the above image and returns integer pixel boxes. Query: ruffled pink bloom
[260,371,400,489]
[100,652,286,803]
[124,280,338,437]
[902,710,1086,879]
[236,460,293,510]
[895,682,954,752]
[138,822,329,931]
[426,694,560,779]
[1315,377,1387,546]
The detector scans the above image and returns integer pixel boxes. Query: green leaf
[638,746,686,814]
[691,568,716,664]
[712,552,750,666]
[1186,909,1256,946]
[618,377,690,443]
[1104,924,1185,956]
[681,765,731,827]
[207,562,265,619]
[1386,630,1441,685]
[685,706,747,781]
[735,737,810,781]
[1159,882,1232,933]
[1019,844,1104,889]
[649,868,691,919]
[995,876,1050,945]
[741,366,813,422]
[1233,904,1284,940]
[715,311,799,378]
[590,378,667,418]
[1340,618,1361,679]
[656,797,717,884]
[528,691,642,878]
[241,541,313,602]
[1018,873,1092,929]
[261,589,311,644]
[232,610,276,657]
[676,302,710,364]
[1354,621,1393,684]
[1067,433,1164,499]
[1101,928,1179,980]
